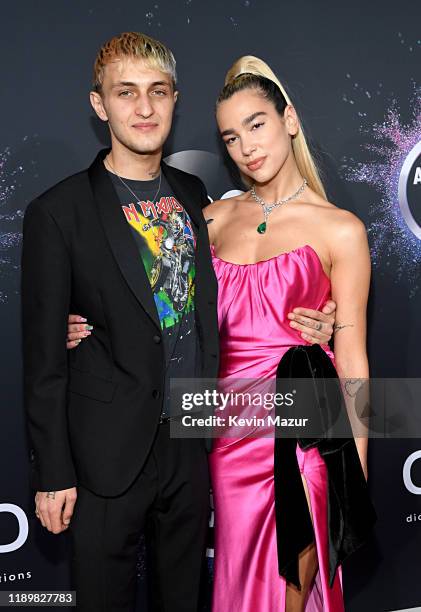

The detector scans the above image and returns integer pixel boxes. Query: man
[22,32,336,611]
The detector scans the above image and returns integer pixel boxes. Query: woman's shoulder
[304,193,366,238]
[297,192,368,261]
[203,193,248,244]
[324,205,366,243]
[203,192,248,219]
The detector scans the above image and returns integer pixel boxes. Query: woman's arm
[329,212,371,478]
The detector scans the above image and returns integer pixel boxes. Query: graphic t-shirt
[109,170,198,416]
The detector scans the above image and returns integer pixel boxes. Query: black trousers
[69,423,210,611]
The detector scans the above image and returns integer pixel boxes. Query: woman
[67,56,375,611]
[203,56,374,612]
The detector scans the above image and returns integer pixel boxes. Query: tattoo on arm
[344,379,363,398]
[334,323,354,333]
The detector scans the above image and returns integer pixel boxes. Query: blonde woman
[205,57,376,611]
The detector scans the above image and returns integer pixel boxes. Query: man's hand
[287,299,337,345]
[67,314,92,349]
[35,487,77,534]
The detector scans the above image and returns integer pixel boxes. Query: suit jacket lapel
[88,150,161,331]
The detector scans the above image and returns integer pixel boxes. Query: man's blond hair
[93,31,177,92]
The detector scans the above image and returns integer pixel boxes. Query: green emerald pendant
[257,222,267,234]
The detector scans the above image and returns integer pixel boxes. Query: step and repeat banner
[1,1,420,610]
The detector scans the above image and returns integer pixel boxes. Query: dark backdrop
[1,1,420,611]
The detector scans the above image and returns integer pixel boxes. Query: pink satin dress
[209,244,344,612]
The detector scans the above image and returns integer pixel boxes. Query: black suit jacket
[21,149,219,496]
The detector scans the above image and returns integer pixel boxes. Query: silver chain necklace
[251,177,307,234]
[105,156,162,206]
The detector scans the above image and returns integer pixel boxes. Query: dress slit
[296,445,344,612]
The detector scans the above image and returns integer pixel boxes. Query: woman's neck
[252,154,304,203]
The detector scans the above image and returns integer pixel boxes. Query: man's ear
[90,91,108,122]
[173,89,179,103]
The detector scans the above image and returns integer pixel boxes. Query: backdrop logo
[164,150,243,202]
[0,504,28,553]
[398,140,421,239]
[342,84,421,291]
[403,450,421,495]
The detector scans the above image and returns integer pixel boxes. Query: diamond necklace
[251,177,307,234]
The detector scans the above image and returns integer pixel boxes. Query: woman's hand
[66,314,93,349]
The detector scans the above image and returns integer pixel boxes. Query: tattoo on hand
[334,323,354,333]
[46,491,56,499]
